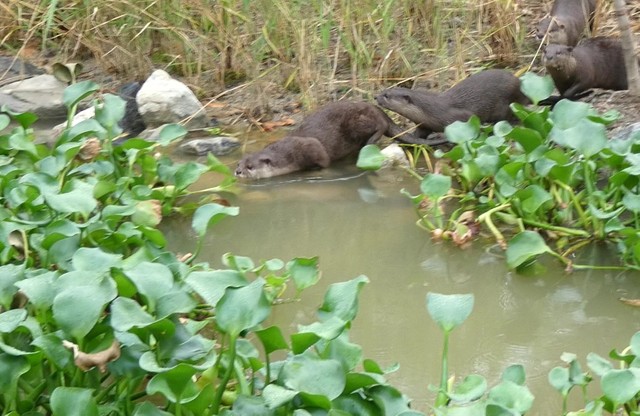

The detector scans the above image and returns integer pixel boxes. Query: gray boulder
[179,137,241,156]
[0,74,68,119]
[136,70,209,129]
[379,143,410,170]
[0,56,44,80]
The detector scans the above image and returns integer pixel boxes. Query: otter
[375,69,529,139]
[544,37,633,99]
[535,0,596,46]
[235,101,420,180]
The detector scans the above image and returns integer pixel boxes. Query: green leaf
[368,385,413,415]
[318,275,369,322]
[174,162,208,190]
[110,297,156,331]
[550,118,607,158]
[279,353,346,399]
[623,191,640,213]
[133,402,173,416]
[0,309,27,333]
[448,374,487,403]
[420,173,452,200]
[216,278,271,336]
[502,364,526,385]
[515,185,552,214]
[357,145,385,170]
[158,124,188,146]
[445,116,481,144]
[53,285,113,339]
[124,262,174,310]
[426,292,474,333]
[262,384,298,409]
[185,270,248,307]
[15,271,57,309]
[44,180,97,217]
[95,94,125,131]
[191,203,239,238]
[287,257,320,291]
[487,380,534,414]
[548,366,571,394]
[62,80,99,109]
[132,200,162,227]
[601,369,640,405]
[51,387,99,416]
[0,114,10,130]
[519,72,555,105]
[146,364,199,404]
[0,354,30,399]
[72,247,122,274]
[551,100,591,129]
[255,326,289,354]
[0,263,23,308]
[508,126,543,154]
[506,231,552,269]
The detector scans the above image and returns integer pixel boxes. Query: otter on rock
[375,69,529,139]
[235,101,419,180]
[544,37,633,99]
[536,0,596,46]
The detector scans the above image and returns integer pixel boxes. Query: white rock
[379,143,410,170]
[50,107,96,138]
[136,70,209,129]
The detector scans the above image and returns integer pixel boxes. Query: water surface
[164,140,640,414]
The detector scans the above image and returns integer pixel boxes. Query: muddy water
[165,138,640,414]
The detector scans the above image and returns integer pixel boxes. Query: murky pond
[175,134,640,413]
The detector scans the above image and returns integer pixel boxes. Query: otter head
[535,17,551,41]
[543,44,574,71]
[235,148,298,180]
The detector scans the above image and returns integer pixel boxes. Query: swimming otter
[375,69,528,139]
[235,101,418,179]
[536,0,596,46]
[544,37,632,98]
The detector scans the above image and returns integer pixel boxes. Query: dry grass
[0,0,637,117]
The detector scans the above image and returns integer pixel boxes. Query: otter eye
[259,157,272,166]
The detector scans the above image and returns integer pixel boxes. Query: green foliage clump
[361,73,640,271]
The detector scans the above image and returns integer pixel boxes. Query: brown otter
[535,0,596,46]
[544,37,633,99]
[234,101,420,179]
[375,69,529,139]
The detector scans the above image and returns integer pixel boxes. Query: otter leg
[300,137,331,168]
[562,83,590,100]
[366,129,386,145]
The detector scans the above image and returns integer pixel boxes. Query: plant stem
[435,330,450,407]
[211,334,238,415]
[521,219,590,237]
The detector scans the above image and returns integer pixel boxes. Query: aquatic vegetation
[361,73,640,271]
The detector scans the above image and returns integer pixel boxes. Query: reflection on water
[162,143,640,414]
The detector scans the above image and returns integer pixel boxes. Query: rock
[379,143,410,170]
[136,69,209,129]
[50,107,96,138]
[179,136,241,156]
[612,122,640,141]
[0,74,68,119]
[0,56,44,81]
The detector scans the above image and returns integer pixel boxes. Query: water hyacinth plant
[360,73,640,271]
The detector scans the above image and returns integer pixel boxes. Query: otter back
[536,0,596,46]
[376,69,528,138]
[544,37,631,98]
[235,101,413,179]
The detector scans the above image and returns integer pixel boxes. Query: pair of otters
[235,69,526,180]
[538,0,635,99]
[236,0,637,180]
